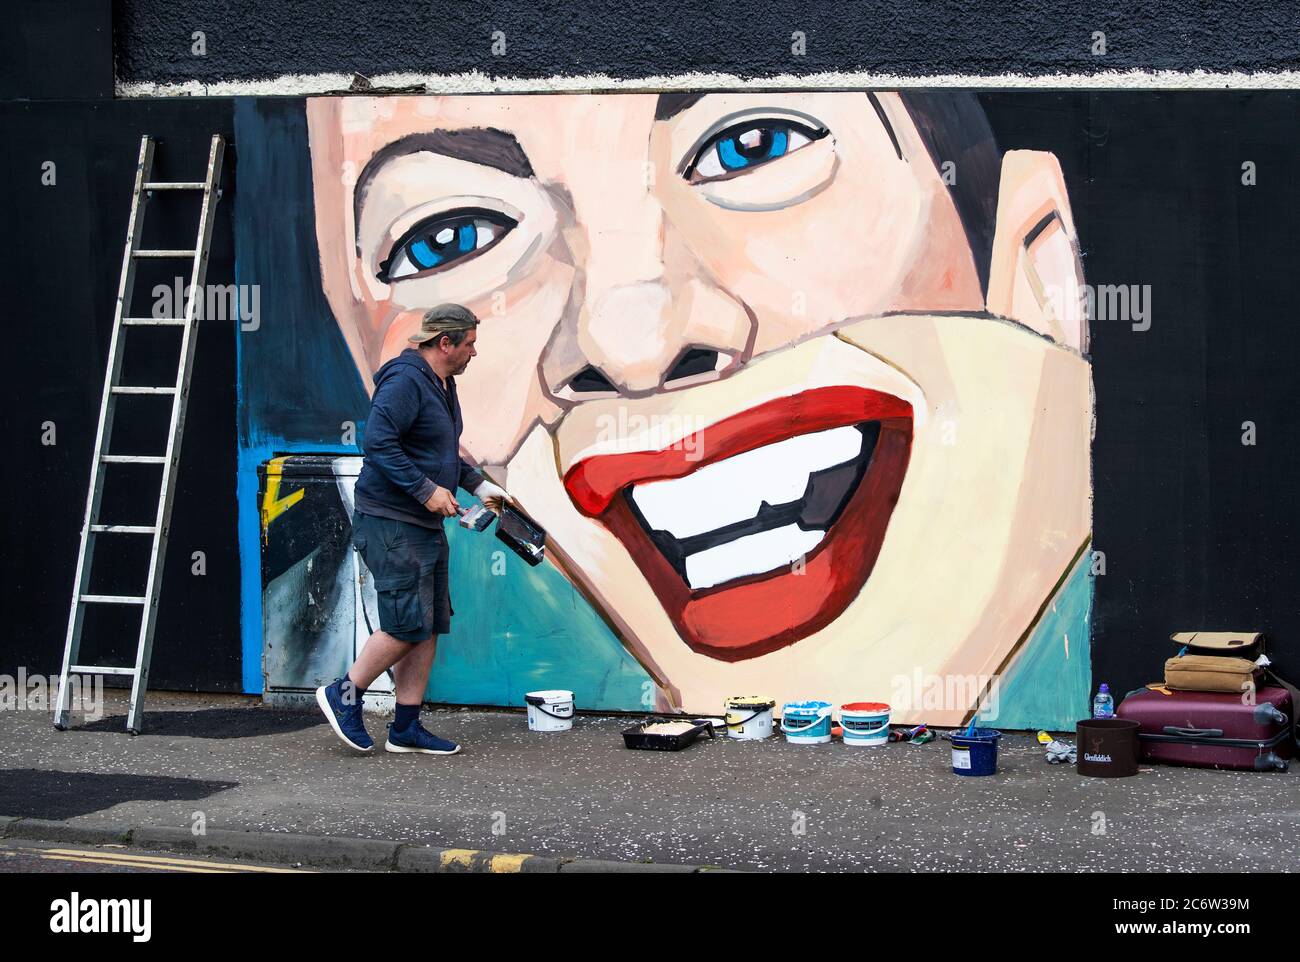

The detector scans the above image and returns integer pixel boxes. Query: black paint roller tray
[495,503,546,566]
[622,718,717,751]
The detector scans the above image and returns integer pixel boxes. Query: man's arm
[457,457,485,495]
[365,374,438,505]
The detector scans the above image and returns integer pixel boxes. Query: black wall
[5,3,1299,703]
[0,96,241,691]
[982,92,1300,694]
[0,1,111,100]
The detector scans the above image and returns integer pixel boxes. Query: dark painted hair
[896,91,1002,296]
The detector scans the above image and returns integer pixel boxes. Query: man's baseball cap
[408,303,480,345]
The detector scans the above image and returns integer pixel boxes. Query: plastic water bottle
[1092,683,1115,719]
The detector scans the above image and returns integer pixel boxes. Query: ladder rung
[69,665,138,677]
[90,525,158,534]
[111,386,177,395]
[79,594,147,605]
[144,181,206,190]
[132,249,197,258]
[123,317,187,326]
[100,455,166,464]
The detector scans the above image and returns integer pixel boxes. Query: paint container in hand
[780,700,834,744]
[496,504,546,566]
[1075,718,1139,777]
[524,690,574,732]
[840,702,891,746]
[724,696,775,740]
[950,728,1000,775]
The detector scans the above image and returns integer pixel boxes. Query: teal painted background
[976,554,1093,731]
[428,510,652,709]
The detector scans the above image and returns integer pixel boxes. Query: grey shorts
[351,511,452,642]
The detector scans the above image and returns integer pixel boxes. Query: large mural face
[295,90,1091,725]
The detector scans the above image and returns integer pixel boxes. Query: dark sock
[395,703,420,729]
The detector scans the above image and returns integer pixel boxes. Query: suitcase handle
[1162,726,1223,738]
[1253,703,1288,726]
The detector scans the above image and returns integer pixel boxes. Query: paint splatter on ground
[4,692,1297,872]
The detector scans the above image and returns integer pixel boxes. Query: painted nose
[577,282,687,393]
[555,180,753,397]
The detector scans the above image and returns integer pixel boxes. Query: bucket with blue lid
[780,700,833,744]
[949,727,1000,775]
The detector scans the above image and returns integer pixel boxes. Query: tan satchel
[1163,653,1262,693]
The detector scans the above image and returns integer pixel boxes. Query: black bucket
[1076,718,1140,777]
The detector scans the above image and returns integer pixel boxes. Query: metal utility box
[257,455,394,711]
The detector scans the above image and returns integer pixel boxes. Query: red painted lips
[563,386,914,661]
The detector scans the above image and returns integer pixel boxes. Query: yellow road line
[32,853,234,873]
[29,847,309,874]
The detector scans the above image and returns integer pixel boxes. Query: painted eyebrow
[655,92,706,120]
[352,128,535,254]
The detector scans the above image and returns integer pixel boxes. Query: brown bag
[1170,630,1264,659]
[1163,654,1262,693]
[1164,630,1266,693]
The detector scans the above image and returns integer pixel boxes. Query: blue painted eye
[686,120,827,183]
[378,208,517,282]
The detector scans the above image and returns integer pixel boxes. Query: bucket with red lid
[840,702,891,746]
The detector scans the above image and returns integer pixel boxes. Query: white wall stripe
[116,68,1300,98]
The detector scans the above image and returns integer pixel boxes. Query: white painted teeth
[684,524,826,591]
[628,425,864,588]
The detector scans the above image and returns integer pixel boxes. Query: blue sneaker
[315,678,373,753]
[385,720,461,756]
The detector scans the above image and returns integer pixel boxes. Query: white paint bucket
[724,696,775,740]
[840,702,891,746]
[524,690,574,732]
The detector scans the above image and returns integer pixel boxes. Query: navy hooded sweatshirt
[353,348,484,530]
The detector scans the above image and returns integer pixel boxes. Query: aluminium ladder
[53,134,225,735]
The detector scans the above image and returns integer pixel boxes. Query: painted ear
[985,150,1087,352]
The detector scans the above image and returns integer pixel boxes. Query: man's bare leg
[347,630,421,689]
[390,635,437,704]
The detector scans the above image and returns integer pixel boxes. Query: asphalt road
[3,691,1299,872]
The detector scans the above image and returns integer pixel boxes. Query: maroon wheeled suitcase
[1116,686,1294,772]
